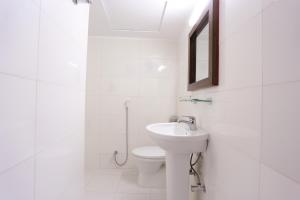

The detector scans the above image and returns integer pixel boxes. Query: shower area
[84,36,178,198]
[83,1,188,198]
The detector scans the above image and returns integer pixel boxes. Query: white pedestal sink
[146,123,208,200]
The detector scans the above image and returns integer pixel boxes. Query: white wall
[177,0,300,200]
[0,1,89,200]
[86,37,178,169]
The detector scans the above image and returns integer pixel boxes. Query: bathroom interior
[1,0,300,200]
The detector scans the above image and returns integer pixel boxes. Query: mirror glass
[195,23,209,81]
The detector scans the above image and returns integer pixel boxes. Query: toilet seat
[132,146,165,160]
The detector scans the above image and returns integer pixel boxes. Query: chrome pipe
[114,99,130,167]
[191,184,206,193]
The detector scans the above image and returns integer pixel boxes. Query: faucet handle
[182,115,196,121]
[177,116,197,130]
[178,116,196,123]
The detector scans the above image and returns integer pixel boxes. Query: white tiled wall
[85,37,178,169]
[0,0,89,200]
[177,0,300,200]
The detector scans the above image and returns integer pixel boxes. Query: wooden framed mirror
[188,0,219,91]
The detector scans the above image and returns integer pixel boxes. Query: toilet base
[131,146,166,188]
[137,165,166,188]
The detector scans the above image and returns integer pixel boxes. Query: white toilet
[132,146,166,188]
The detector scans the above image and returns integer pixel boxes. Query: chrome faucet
[177,116,197,131]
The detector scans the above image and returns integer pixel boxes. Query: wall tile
[262,81,300,182]
[220,0,262,41]
[203,140,260,200]
[100,37,140,59]
[85,132,101,162]
[85,94,102,169]
[1,0,89,200]
[86,38,102,94]
[205,87,262,160]
[40,0,90,44]
[100,56,139,79]
[38,12,86,88]
[85,95,101,127]
[86,153,101,170]
[262,0,300,85]
[140,58,177,79]
[36,82,85,152]
[100,154,119,169]
[139,78,176,97]
[31,0,40,7]
[98,96,133,116]
[222,15,262,89]
[260,165,300,200]
[177,1,300,200]
[86,37,178,169]
[141,40,177,59]
[99,78,139,96]
[0,75,36,172]
[262,0,282,10]
[98,116,126,153]
[36,134,84,200]
[0,0,39,79]
[0,159,34,200]
[99,153,136,169]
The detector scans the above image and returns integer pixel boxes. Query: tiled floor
[82,169,166,200]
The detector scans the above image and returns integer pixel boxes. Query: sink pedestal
[166,153,190,200]
[146,123,208,200]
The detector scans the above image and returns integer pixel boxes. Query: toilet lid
[132,146,166,160]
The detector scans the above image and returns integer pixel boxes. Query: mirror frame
[188,0,219,91]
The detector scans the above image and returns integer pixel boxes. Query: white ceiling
[88,0,198,40]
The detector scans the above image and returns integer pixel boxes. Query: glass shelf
[179,96,212,104]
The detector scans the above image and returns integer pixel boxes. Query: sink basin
[146,122,209,200]
[146,122,208,153]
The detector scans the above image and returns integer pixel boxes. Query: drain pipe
[190,153,206,193]
[114,99,130,167]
